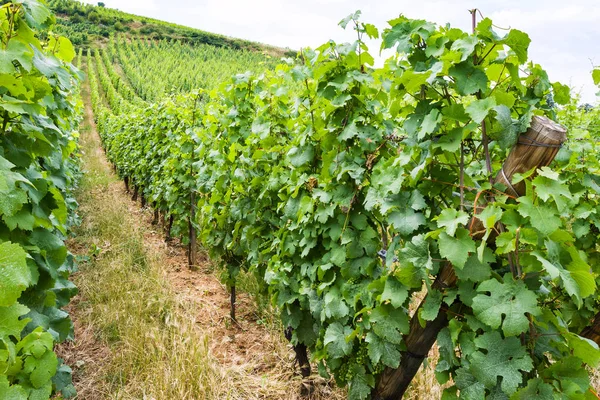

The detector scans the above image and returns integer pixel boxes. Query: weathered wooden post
[188,191,197,269]
[582,314,600,345]
[372,116,567,400]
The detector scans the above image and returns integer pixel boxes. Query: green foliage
[89,8,600,400]
[0,1,81,397]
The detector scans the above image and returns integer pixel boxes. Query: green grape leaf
[0,375,27,399]
[502,29,530,63]
[24,350,58,389]
[454,250,494,282]
[471,332,533,394]
[0,303,30,340]
[417,109,441,139]
[380,277,408,307]
[287,145,314,167]
[531,174,572,212]
[324,287,349,319]
[540,356,590,397]
[511,378,555,399]
[593,69,600,85]
[517,197,560,235]
[370,304,409,344]
[490,105,520,149]
[21,0,53,28]
[421,289,443,321]
[451,35,478,62]
[398,234,433,271]
[438,228,476,269]
[454,368,486,400]
[465,97,496,124]
[389,208,425,236]
[365,332,400,368]
[52,361,76,398]
[348,364,374,400]
[435,208,470,236]
[551,82,570,105]
[532,241,595,306]
[0,242,32,307]
[449,62,488,95]
[565,333,600,367]
[472,277,541,336]
[0,40,34,74]
[324,322,353,358]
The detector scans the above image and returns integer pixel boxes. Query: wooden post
[165,214,174,242]
[284,327,313,396]
[581,314,600,345]
[152,202,159,225]
[124,176,130,193]
[372,116,567,400]
[230,285,236,322]
[188,191,197,269]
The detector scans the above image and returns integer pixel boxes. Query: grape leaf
[380,277,408,307]
[324,322,353,358]
[593,69,600,86]
[398,234,433,271]
[0,375,27,399]
[370,304,409,344]
[451,35,478,62]
[365,332,400,368]
[421,290,443,321]
[472,277,540,336]
[0,242,32,307]
[454,368,486,400]
[438,228,476,269]
[470,332,533,394]
[348,364,374,400]
[517,197,561,235]
[389,208,425,236]
[511,378,555,399]
[502,29,530,63]
[465,97,496,124]
[449,62,488,95]
[454,249,494,282]
[435,208,470,236]
[0,303,30,340]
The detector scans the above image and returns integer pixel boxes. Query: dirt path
[57,69,342,399]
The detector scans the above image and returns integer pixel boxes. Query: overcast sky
[83,0,599,103]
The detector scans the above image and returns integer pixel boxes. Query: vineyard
[2,0,600,399]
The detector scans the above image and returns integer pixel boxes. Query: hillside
[48,0,295,57]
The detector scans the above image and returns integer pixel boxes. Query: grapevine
[87,7,600,400]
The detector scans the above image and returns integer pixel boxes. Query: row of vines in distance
[90,9,600,400]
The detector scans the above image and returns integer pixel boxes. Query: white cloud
[82,0,600,102]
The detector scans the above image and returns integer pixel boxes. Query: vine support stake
[372,116,567,400]
[165,214,174,242]
[230,285,236,322]
[284,327,313,397]
[188,190,197,269]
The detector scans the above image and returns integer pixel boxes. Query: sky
[83,0,600,103]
